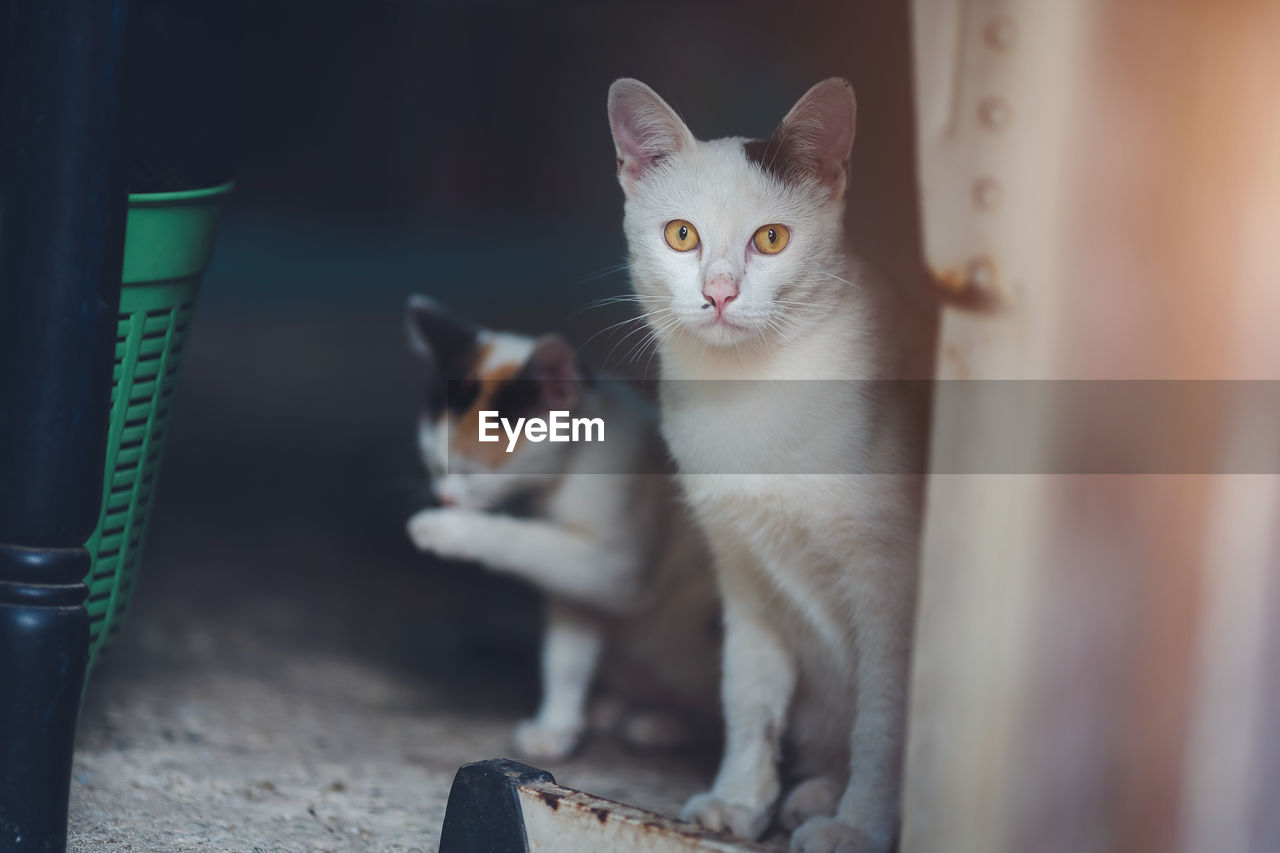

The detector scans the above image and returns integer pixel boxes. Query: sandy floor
[68,550,716,852]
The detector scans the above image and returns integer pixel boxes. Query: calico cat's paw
[512,719,583,761]
[587,695,627,732]
[619,710,690,750]
[681,792,772,841]
[406,507,476,558]
[789,816,880,853]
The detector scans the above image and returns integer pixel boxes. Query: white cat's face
[609,78,857,349]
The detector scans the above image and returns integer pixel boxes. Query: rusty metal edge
[518,779,777,852]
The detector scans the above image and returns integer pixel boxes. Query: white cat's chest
[659,373,873,478]
[674,470,871,682]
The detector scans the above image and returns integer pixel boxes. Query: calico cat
[403,296,719,761]
[607,79,922,853]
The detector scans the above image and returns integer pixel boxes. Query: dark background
[10,0,931,703]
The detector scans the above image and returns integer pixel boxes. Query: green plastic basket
[83,182,232,673]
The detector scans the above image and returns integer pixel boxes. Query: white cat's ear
[525,335,582,411]
[608,79,695,194]
[752,78,857,197]
[406,295,479,373]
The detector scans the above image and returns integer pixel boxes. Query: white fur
[609,78,921,853]
[406,337,719,762]
[476,330,535,371]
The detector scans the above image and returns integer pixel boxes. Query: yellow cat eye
[752,224,790,255]
[664,219,700,252]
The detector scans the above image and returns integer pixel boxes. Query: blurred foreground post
[0,0,133,850]
[904,1,1280,852]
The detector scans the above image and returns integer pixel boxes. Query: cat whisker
[821,271,863,289]
[622,315,680,369]
[575,293,648,311]
[603,311,675,368]
[576,307,676,357]
[616,330,658,371]
[569,293,651,319]
[771,297,833,314]
[574,262,631,284]
[769,312,805,340]
[642,333,665,380]
[762,316,786,341]
[634,313,685,368]
[576,314,648,349]
[645,317,688,378]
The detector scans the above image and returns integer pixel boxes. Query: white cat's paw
[512,719,583,762]
[789,816,880,853]
[681,792,772,841]
[779,776,842,832]
[406,508,475,558]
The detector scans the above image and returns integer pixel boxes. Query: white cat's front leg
[513,601,604,762]
[682,597,795,841]
[791,594,910,853]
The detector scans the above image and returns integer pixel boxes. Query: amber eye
[664,219,700,252]
[752,224,790,255]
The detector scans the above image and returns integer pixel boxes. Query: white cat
[608,79,922,853]
[402,297,720,762]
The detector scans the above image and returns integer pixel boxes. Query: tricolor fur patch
[407,297,583,474]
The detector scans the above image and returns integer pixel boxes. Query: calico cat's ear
[406,295,480,376]
[751,78,857,198]
[608,79,696,194]
[523,335,582,411]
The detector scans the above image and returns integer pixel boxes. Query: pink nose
[702,275,740,316]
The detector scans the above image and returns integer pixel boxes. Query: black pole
[0,0,133,850]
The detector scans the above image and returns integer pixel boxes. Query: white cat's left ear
[760,78,857,197]
[608,79,695,195]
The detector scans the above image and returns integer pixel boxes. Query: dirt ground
[68,539,717,853]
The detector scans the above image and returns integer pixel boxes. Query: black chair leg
[0,1,134,851]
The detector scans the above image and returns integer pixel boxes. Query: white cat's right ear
[607,79,695,195]
[751,78,857,198]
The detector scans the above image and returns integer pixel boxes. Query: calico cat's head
[406,296,582,510]
[607,78,856,349]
